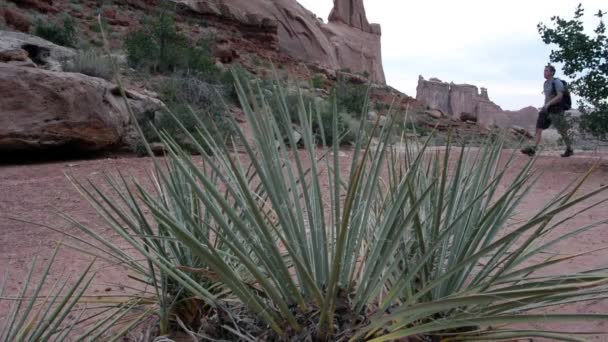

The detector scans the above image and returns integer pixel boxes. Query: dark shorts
[536,110,551,130]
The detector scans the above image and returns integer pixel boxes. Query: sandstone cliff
[176,0,385,83]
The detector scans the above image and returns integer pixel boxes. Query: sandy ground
[1,148,608,339]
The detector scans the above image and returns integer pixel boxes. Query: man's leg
[535,128,543,146]
[551,111,574,156]
[522,112,549,156]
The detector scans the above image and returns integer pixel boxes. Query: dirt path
[1,149,608,338]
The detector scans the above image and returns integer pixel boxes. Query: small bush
[135,73,235,155]
[34,17,76,47]
[125,12,218,75]
[311,73,325,89]
[333,76,368,117]
[267,89,356,146]
[313,109,355,146]
[89,16,109,33]
[62,50,115,80]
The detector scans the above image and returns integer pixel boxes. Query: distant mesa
[416,75,538,133]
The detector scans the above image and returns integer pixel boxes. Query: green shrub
[333,76,368,117]
[311,73,325,89]
[34,17,76,47]
[265,88,356,146]
[124,12,217,74]
[62,50,115,80]
[311,102,354,145]
[135,73,235,155]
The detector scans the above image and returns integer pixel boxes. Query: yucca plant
[64,70,608,341]
[0,243,143,341]
[58,158,238,337]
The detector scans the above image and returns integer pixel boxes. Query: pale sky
[296,0,606,110]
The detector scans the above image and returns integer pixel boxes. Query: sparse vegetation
[333,75,369,118]
[34,16,76,47]
[311,73,325,89]
[124,11,217,74]
[89,16,109,34]
[263,86,357,146]
[62,49,115,80]
[133,72,236,155]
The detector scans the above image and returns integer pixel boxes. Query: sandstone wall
[177,0,386,83]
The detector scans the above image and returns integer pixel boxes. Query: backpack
[551,78,572,111]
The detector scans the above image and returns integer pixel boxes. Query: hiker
[521,64,573,157]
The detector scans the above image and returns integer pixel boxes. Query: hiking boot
[561,148,574,157]
[520,146,536,156]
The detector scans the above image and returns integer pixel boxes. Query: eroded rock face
[329,0,376,33]
[0,64,164,152]
[416,76,450,115]
[449,83,481,119]
[0,30,75,71]
[176,0,385,83]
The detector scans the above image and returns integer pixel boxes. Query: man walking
[521,64,574,157]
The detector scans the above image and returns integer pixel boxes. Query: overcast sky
[297,0,606,110]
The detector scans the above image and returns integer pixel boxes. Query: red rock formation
[329,0,371,32]
[7,0,57,14]
[417,75,504,121]
[416,75,538,133]
[0,63,164,152]
[3,7,31,33]
[176,0,385,83]
[416,76,450,114]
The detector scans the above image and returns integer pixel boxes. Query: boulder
[0,48,29,62]
[0,63,164,153]
[0,30,75,71]
[425,109,444,119]
[510,125,534,139]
